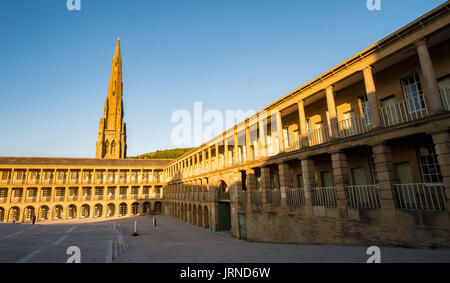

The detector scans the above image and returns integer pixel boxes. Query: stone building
[162,3,450,248]
[1,3,450,249]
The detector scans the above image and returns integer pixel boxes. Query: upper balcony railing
[380,93,429,128]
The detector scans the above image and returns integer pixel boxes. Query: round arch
[107,203,115,217]
[39,206,50,220]
[54,205,64,219]
[67,204,77,219]
[0,207,5,222]
[24,206,35,222]
[81,204,90,218]
[8,206,20,222]
[142,202,151,215]
[119,203,127,216]
[94,204,103,218]
[131,202,139,216]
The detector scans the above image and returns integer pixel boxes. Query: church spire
[96,38,127,159]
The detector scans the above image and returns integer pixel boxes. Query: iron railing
[395,183,447,212]
[347,185,381,209]
[380,93,429,127]
[308,127,331,147]
[286,188,305,207]
[312,187,337,207]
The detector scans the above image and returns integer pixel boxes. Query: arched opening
[39,206,49,220]
[110,140,116,155]
[203,206,209,229]
[142,202,151,215]
[67,205,77,219]
[25,206,35,221]
[81,204,90,218]
[94,204,103,218]
[217,180,231,232]
[218,181,230,200]
[193,205,197,225]
[198,205,203,227]
[188,204,192,223]
[54,205,63,219]
[0,207,5,222]
[131,202,139,216]
[154,201,162,215]
[119,203,127,216]
[8,207,20,222]
[107,203,115,217]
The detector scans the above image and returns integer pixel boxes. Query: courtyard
[0,215,449,263]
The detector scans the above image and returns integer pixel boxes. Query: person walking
[32,215,36,225]
[12,216,16,224]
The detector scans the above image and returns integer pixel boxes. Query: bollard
[131,220,139,236]
[153,216,157,227]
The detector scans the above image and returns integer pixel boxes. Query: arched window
[111,140,116,155]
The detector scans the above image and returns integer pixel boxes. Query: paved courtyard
[0,215,449,263]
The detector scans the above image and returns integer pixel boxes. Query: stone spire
[96,37,127,159]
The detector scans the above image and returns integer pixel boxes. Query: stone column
[331,151,350,218]
[260,167,271,208]
[215,143,220,170]
[363,66,382,127]
[278,163,291,212]
[326,86,339,139]
[276,111,285,153]
[301,158,316,216]
[246,169,256,211]
[208,147,212,172]
[224,134,229,167]
[245,120,252,162]
[234,126,239,164]
[431,129,450,209]
[372,142,398,223]
[258,112,267,157]
[297,100,309,148]
[416,39,444,114]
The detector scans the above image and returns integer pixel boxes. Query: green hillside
[131,148,194,160]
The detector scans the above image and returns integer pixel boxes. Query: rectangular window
[1,171,8,180]
[395,162,414,184]
[28,189,37,197]
[120,187,127,195]
[358,95,372,125]
[351,168,367,186]
[56,188,65,197]
[42,189,51,197]
[72,172,78,179]
[0,189,7,198]
[95,188,103,196]
[417,145,442,184]
[14,189,22,197]
[31,171,36,180]
[70,189,78,196]
[320,171,333,187]
[16,171,23,180]
[401,73,425,112]
[109,172,114,181]
[297,174,304,189]
[45,171,51,180]
[58,172,64,180]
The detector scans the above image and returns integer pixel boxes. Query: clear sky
[0,0,446,158]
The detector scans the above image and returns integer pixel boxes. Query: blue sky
[0,0,446,157]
